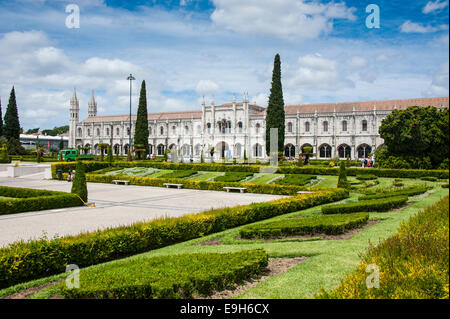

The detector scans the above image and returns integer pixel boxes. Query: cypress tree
[134,80,149,156]
[4,87,21,140]
[337,160,350,189]
[265,54,285,155]
[71,161,88,202]
[0,98,3,137]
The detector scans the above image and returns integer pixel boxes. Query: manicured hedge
[0,188,348,289]
[239,213,369,239]
[356,174,377,181]
[60,249,268,299]
[321,196,408,214]
[318,196,449,299]
[214,172,254,182]
[0,186,84,215]
[85,173,311,195]
[273,174,316,186]
[420,176,438,182]
[358,186,430,201]
[51,162,450,179]
[159,170,197,179]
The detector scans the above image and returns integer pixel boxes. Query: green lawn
[3,178,446,299]
[189,171,225,181]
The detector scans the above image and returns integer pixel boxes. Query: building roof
[282,97,449,115]
[82,110,203,123]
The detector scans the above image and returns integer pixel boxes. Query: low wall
[7,165,47,177]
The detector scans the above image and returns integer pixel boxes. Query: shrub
[337,161,350,189]
[0,189,348,289]
[71,161,87,202]
[318,196,449,299]
[321,196,408,214]
[214,172,254,182]
[159,170,197,179]
[274,174,316,186]
[106,145,113,163]
[239,213,369,239]
[0,186,83,215]
[420,176,438,182]
[0,146,10,163]
[60,249,268,299]
[356,174,377,181]
[358,186,430,201]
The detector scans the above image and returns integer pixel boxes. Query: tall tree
[4,87,21,140]
[134,80,149,156]
[265,54,285,155]
[0,97,3,137]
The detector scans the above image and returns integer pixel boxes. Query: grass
[4,179,447,299]
[189,171,225,181]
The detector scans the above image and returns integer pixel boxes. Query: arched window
[235,143,242,157]
[77,128,82,137]
[338,144,351,158]
[284,144,295,157]
[319,144,332,158]
[305,122,310,132]
[207,123,211,134]
[362,120,368,131]
[87,129,91,137]
[185,125,189,134]
[357,144,372,158]
[287,122,293,133]
[113,144,120,155]
[255,123,261,134]
[253,143,262,157]
[149,127,152,135]
[96,128,100,136]
[106,128,110,136]
[157,144,165,156]
[116,127,120,136]
[238,122,243,133]
[195,144,201,156]
[160,126,164,135]
[342,120,347,132]
[323,121,328,132]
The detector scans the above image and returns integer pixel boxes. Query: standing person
[372,155,375,167]
[71,170,75,182]
[67,170,72,182]
[361,158,365,168]
[364,158,368,168]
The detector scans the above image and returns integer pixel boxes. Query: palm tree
[97,143,109,162]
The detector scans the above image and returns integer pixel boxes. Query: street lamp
[127,74,136,156]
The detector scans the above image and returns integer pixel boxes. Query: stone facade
[68,90,448,161]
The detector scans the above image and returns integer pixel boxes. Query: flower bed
[60,249,268,299]
[239,213,369,239]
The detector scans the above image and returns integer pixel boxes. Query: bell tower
[88,90,97,117]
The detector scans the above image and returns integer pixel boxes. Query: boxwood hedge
[0,186,83,215]
[358,186,430,201]
[60,249,268,299]
[0,188,348,289]
[321,196,408,214]
[239,213,369,239]
[51,161,449,179]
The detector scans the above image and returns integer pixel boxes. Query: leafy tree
[337,160,350,189]
[26,128,40,134]
[97,143,108,162]
[134,80,149,156]
[7,137,27,155]
[4,87,21,140]
[379,106,449,169]
[71,161,88,202]
[265,54,285,156]
[0,98,3,137]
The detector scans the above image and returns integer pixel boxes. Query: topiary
[106,145,113,163]
[71,160,88,202]
[337,160,350,189]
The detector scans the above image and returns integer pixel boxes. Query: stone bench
[112,180,130,185]
[163,183,184,189]
[224,187,247,193]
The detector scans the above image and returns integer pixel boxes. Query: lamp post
[127,74,136,157]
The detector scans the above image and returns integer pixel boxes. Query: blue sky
[0,0,448,130]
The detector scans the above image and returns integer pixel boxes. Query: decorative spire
[88,89,97,117]
[71,88,78,102]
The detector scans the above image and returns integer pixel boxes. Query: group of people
[361,156,375,168]
[67,170,75,182]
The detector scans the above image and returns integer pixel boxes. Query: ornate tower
[69,88,79,148]
[88,90,97,117]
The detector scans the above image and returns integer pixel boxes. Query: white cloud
[210,0,356,40]
[286,54,354,90]
[195,80,220,95]
[347,56,367,68]
[425,62,449,96]
[400,20,448,33]
[423,0,448,14]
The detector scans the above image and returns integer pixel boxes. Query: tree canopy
[378,105,449,169]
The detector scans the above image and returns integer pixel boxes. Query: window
[338,145,351,158]
[357,144,372,158]
[127,128,130,136]
[255,123,261,134]
[160,126,164,135]
[207,123,211,134]
[305,122,310,132]
[77,128,82,137]
[319,144,332,158]
[342,121,347,132]
[106,128,110,136]
[96,128,100,136]
[149,127,152,135]
[238,122,243,133]
[197,125,201,135]
[87,129,91,136]
[172,126,176,135]
[362,120,368,131]
[254,144,262,157]
[116,128,120,136]
[287,122,293,133]
[323,121,328,132]
[185,125,189,134]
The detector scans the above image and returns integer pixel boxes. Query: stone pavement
[0,168,284,247]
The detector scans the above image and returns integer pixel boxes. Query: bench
[163,183,184,189]
[224,187,247,193]
[112,180,130,185]
[297,191,315,194]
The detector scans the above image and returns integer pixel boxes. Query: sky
[0,0,448,130]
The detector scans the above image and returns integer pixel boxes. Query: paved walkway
[0,169,284,247]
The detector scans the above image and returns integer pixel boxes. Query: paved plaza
[0,167,284,247]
